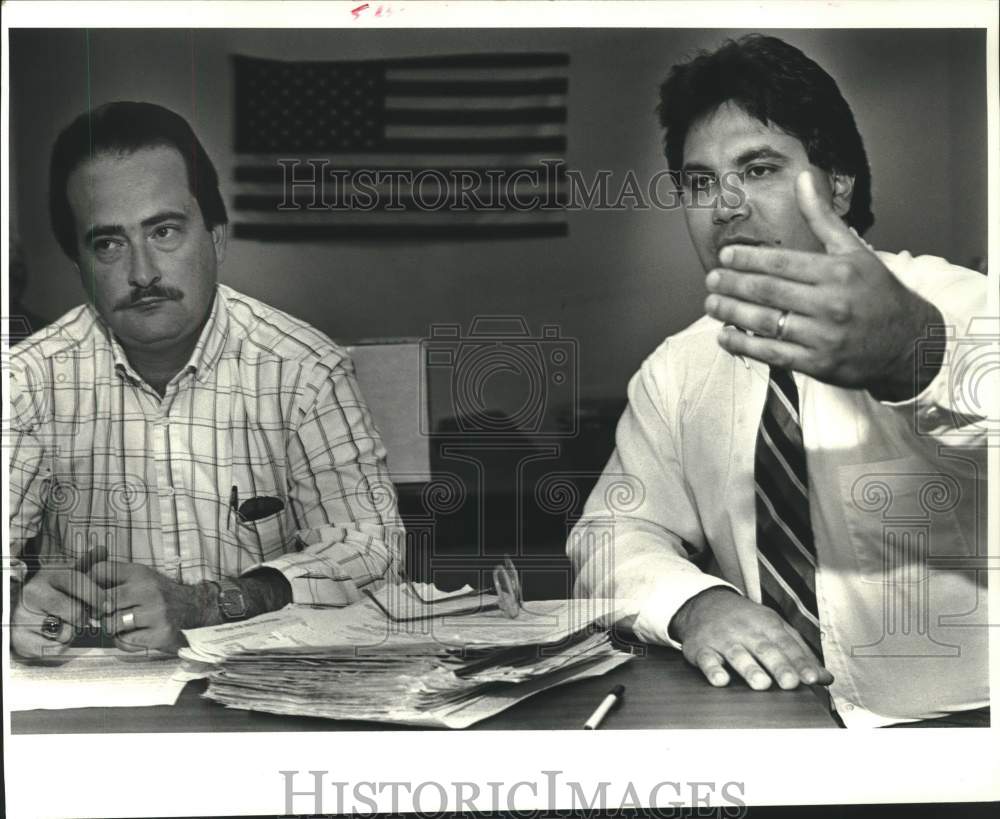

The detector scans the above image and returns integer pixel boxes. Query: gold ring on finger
[775,309,791,340]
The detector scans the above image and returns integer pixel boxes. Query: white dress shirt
[569,249,992,727]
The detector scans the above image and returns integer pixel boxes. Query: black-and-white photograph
[3,1,997,816]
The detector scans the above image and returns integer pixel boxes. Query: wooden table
[11,643,837,732]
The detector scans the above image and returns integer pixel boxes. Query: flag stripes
[234,164,569,184]
[232,52,569,241]
[232,222,568,241]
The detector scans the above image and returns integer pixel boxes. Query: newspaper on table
[179,584,636,728]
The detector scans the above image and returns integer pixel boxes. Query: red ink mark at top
[351,3,370,19]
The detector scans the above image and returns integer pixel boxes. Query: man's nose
[126,244,160,288]
[711,182,750,225]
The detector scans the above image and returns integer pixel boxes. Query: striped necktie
[754,367,823,658]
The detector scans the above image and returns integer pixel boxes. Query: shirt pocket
[837,456,971,584]
[235,507,290,563]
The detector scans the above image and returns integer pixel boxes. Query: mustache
[114,285,184,311]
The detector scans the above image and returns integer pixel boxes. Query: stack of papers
[180,585,634,728]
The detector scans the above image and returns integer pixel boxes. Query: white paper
[7,647,189,711]
[180,592,635,663]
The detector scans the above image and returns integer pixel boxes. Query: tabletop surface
[11,642,837,733]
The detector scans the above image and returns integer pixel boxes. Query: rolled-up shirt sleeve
[249,355,404,606]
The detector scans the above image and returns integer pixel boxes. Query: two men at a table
[8,35,990,728]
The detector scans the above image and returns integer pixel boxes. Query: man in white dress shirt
[569,35,991,727]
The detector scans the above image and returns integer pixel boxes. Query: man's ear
[211,223,228,265]
[829,172,855,218]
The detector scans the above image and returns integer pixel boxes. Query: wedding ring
[775,309,791,340]
[122,611,136,630]
[41,615,63,639]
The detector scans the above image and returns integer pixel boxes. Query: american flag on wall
[232,53,569,241]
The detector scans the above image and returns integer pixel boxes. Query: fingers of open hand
[717,644,772,690]
[717,325,809,372]
[706,296,826,345]
[740,622,833,689]
[706,268,819,315]
[680,596,831,690]
[705,265,856,338]
[691,647,731,687]
[783,623,834,685]
[749,638,805,690]
[717,245,822,284]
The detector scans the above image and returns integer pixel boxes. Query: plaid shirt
[8,284,404,606]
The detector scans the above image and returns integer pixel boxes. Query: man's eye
[745,165,776,179]
[150,224,185,247]
[91,238,122,260]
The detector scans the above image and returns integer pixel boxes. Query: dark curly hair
[49,101,228,261]
[658,34,874,234]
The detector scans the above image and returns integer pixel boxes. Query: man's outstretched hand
[670,587,834,690]
[705,170,943,401]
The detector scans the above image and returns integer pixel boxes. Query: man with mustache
[9,102,403,657]
[569,35,990,726]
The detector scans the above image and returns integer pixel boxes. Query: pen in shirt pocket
[227,484,285,526]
